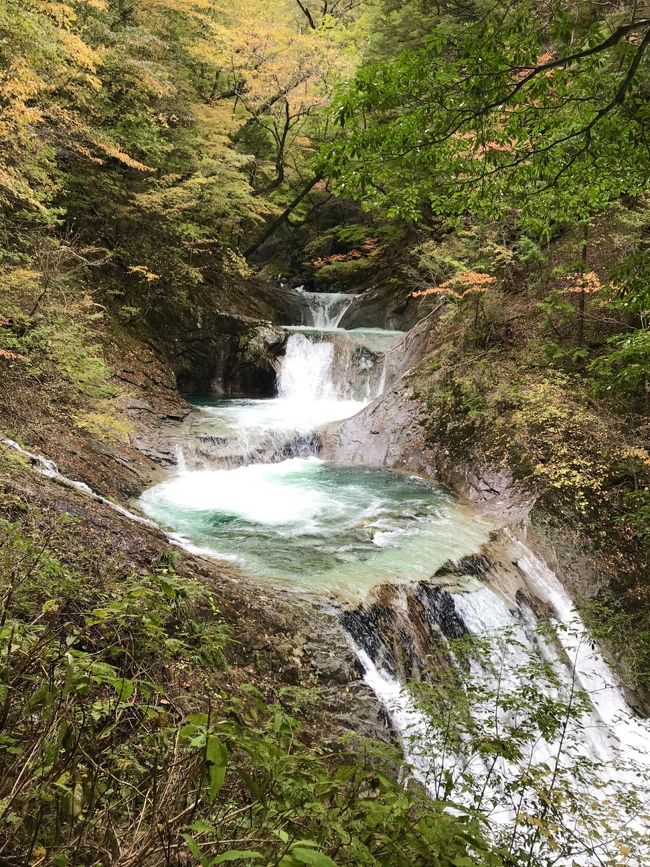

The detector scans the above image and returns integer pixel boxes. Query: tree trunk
[295,0,317,29]
[577,288,586,348]
[577,222,589,348]
[245,173,323,257]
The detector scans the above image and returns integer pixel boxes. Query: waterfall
[276,292,402,406]
[356,648,437,792]
[350,554,650,764]
[277,333,337,402]
[512,542,650,758]
[138,285,650,860]
[346,538,650,861]
[296,289,359,328]
[277,331,393,404]
[277,288,392,405]
[141,290,403,488]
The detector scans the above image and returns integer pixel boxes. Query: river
[139,288,650,864]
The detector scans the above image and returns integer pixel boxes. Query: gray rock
[312,655,355,685]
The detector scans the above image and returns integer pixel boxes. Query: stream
[139,288,650,862]
[140,290,491,595]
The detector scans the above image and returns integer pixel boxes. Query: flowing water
[140,292,491,594]
[139,289,650,861]
[139,457,490,594]
[293,287,358,328]
[350,542,650,860]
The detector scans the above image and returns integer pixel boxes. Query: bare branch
[295,0,317,29]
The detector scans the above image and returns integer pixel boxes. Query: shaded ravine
[133,289,650,860]
[5,285,649,859]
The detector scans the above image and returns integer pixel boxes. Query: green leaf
[182,834,207,865]
[158,577,177,600]
[185,821,213,833]
[212,851,263,864]
[113,677,134,702]
[289,847,339,867]
[236,768,260,799]
[205,734,227,801]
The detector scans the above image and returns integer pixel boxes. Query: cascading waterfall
[138,288,650,861]
[141,290,462,590]
[512,542,650,758]
[277,290,403,406]
[278,328,400,405]
[347,539,650,861]
[164,292,403,470]
[350,542,650,772]
[277,332,337,402]
[295,287,359,328]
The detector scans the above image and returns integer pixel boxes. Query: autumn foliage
[563,271,603,295]
[313,238,383,269]
[411,271,497,299]
[0,349,29,363]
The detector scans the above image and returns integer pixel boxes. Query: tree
[294,0,367,30]
[412,270,497,329]
[0,0,149,221]
[324,1,650,228]
[590,247,650,404]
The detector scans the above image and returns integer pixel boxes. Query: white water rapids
[353,540,650,862]
[137,288,650,863]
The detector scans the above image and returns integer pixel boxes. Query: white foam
[141,457,327,525]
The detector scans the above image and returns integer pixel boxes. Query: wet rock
[280,663,303,685]
[238,324,287,368]
[435,553,493,579]
[320,383,437,476]
[416,584,467,640]
[340,281,434,331]
[322,682,393,742]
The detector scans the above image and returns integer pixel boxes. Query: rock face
[340,283,437,331]
[233,323,287,393]
[318,313,441,472]
[320,376,533,526]
[167,316,284,397]
[144,277,302,397]
[318,314,431,469]
[321,382,437,475]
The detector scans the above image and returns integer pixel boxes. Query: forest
[1,1,649,865]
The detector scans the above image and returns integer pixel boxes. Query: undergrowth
[0,266,132,446]
[0,495,504,867]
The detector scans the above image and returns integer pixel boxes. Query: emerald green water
[140,452,491,597]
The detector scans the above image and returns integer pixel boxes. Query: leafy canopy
[325,1,650,230]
